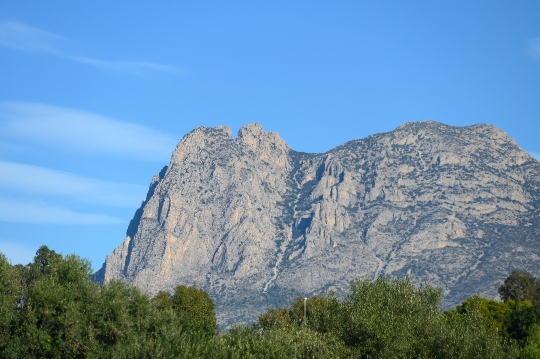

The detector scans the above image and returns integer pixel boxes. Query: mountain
[95,121,540,325]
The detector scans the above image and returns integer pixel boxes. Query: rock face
[95,121,540,325]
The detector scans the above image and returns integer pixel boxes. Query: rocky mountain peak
[237,122,264,139]
[236,123,290,168]
[97,120,540,325]
[170,125,234,164]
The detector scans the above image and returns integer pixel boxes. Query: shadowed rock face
[95,121,540,325]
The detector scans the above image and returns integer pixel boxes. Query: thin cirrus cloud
[0,20,68,54]
[71,56,185,76]
[0,160,147,207]
[0,199,122,225]
[0,20,183,76]
[0,102,178,161]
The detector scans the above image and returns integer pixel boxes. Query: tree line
[1,245,540,358]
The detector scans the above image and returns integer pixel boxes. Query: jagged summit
[97,120,540,325]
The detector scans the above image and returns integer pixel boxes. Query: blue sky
[0,1,539,270]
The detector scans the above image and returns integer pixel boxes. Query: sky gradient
[1,1,539,269]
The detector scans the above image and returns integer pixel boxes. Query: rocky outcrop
[96,121,540,325]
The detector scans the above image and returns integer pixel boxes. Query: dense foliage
[0,246,217,358]
[258,279,518,358]
[1,246,539,358]
[498,270,540,305]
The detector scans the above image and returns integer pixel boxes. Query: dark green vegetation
[2,247,540,358]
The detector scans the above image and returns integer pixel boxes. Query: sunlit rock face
[95,121,540,325]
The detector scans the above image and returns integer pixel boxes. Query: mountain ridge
[95,121,540,325]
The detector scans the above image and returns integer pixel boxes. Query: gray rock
[95,121,540,325]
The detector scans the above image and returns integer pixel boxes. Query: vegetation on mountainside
[1,246,540,358]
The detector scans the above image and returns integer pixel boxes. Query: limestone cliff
[95,121,540,325]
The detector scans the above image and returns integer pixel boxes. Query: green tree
[0,246,223,358]
[96,279,151,347]
[289,295,334,333]
[2,246,102,358]
[216,325,351,358]
[258,306,291,330]
[333,277,442,357]
[172,285,217,335]
[152,290,172,310]
[498,270,540,305]
[437,304,518,359]
[453,295,514,332]
[506,299,540,344]
[523,323,540,358]
[324,277,515,358]
[0,253,19,353]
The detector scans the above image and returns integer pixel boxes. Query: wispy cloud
[527,36,540,65]
[0,20,68,54]
[0,20,183,76]
[0,102,177,161]
[0,199,122,225]
[72,57,185,76]
[0,161,146,207]
[0,239,36,265]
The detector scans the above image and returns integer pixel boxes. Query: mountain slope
[95,121,540,324]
